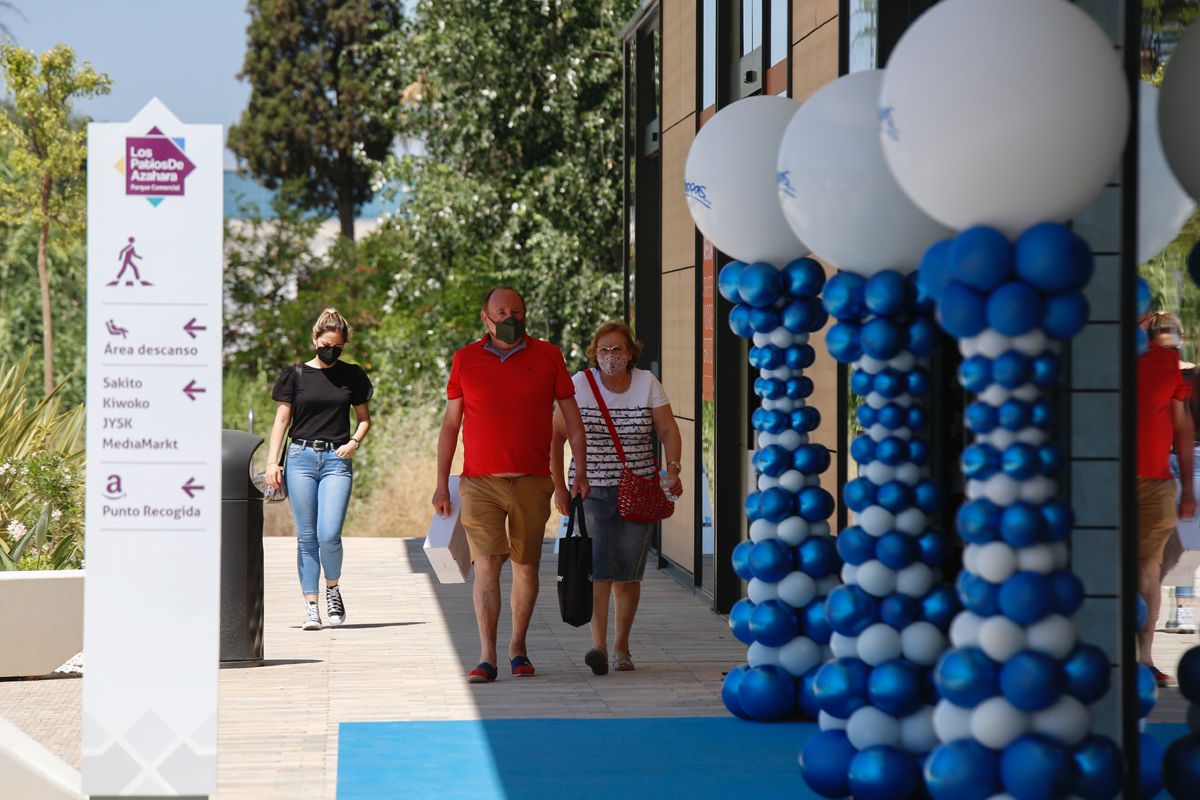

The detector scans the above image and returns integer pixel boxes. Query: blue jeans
[285,443,353,595]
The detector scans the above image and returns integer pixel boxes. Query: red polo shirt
[1138,342,1192,479]
[447,336,575,477]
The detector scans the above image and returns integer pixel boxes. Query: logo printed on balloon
[683,181,711,209]
[879,107,899,142]
[777,170,796,199]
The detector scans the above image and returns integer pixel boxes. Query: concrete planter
[0,570,83,678]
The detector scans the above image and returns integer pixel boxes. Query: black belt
[292,438,347,451]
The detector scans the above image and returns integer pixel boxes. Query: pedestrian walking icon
[107,236,152,286]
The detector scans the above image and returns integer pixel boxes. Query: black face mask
[492,316,525,345]
[316,345,343,365]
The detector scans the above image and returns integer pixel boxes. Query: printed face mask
[1160,332,1182,348]
[492,316,525,345]
[598,353,626,376]
[316,345,343,365]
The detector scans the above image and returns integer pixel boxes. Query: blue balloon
[959,354,994,392]
[924,740,1001,800]
[921,585,959,628]
[861,317,907,360]
[961,443,1001,479]
[850,434,877,465]
[813,657,871,718]
[823,272,868,320]
[1015,222,1092,293]
[1062,644,1111,704]
[934,647,1000,708]
[958,499,1001,543]
[877,403,907,430]
[748,305,782,333]
[987,280,1044,336]
[844,477,878,512]
[1000,735,1073,800]
[951,226,1014,291]
[798,536,840,579]
[800,730,858,798]
[790,406,822,434]
[1030,399,1055,429]
[875,436,909,465]
[1072,735,1123,800]
[992,350,1030,388]
[851,370,874,396]
[788,344,818,370]
[999,571,1053,625]
[738,664,796,720]
[997,399,1032,431]
[729,303,754,338]
[749,539,796,583]
[784,257,826,298]
[750,600,801,647]
[782,298,823,334]
[794,444,831,474]
[1042,291,1089,340]
[1140,732,1164,799]
[758,487,794,523]
[718,262,746,303]
[965,401,999,433]
[907,368,930,396]
[797,666,822,719]
[881,593,920,629]
[876,481,913,514]
[1000,651,1064,712]
[1037,443,1064,476]
[1041,500,1074,541]
[868,660,924,718]
[917,239,955,303]
[1000,502,1044,547]
[721,664,752,718]
[917,528,950,566]
[856,403,877,428]
[877,531,918,570]
[744,491,763,522]
[751,344,785,369]
[1030,353,1061,387]
[738,261,784,307]
[849,746,921,800]
[1164,735,1200,800]
[826,585,880,636]
[731,540,756,581]
[786,375,814,399]
[1049,570,1085,616]
[865,270,914,317]
[751,408,787,434]
[873,369,907,399]
[752,444,790,476]
[804,598,834,644]
[798,486,835,522]
[909,317,939,357]
[908,438,931,465]
[729,598,756,644]
[1178,645,1200,703]
[915,480,942,513]
[753,376,785,399]
[957,571,1001,616]
[938,281,988,338]
[1001,442,1040,480]
[1137,663,1158,719]
[837,525,876,566]
[1136,275,1152,317]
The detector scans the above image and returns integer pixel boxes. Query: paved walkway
[0,536,1195,798]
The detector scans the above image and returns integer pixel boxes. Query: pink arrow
[182,477,205,498]
[182,318,207,339]
[183,380,207,401]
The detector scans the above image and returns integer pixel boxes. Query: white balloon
[983,475,1022,507]
[1026,614,1077,660]
[810,521,832,538]
[684,95,806,263]
[979,616,1027,662]
[959,337,981,358]
[933,699,974,743]
[858,355,887,374]
[901,621,947,666]
[777,571,818,609]
[895,463,923,486]
[1031,696,1090,746]
[857,560,899,598]
[819,710,849,730]
[895,509,928,536]
[816,575,841,596]
[858,623,904,666]
[880,0,1129,237]
[976,541,1018,584]
[753,333,773,347]
[962,545,980,576]
[979,385,1012,407]
[749,520,779,542]
[889,352,917,372]
[970,697,1030,750]
[777,516,811,545]
[1160,24,1200,203]
[1015,429,1048,447]
[896,563,935,598]
[865,461,898,485]
[748,641,783,667]
[950,612,985,649]
[1019,477,1058,505]
[747,578,780,604]
[768,328,797,348]
[976,330,1013,360]
[777,70,951,274]
[1017,544,1056,574]
[831,632,860,659]
[779,636,822,677]
[1011,330,1049,357]
[900,707,939,754]
[779,470,806,494]
[840,563,860,586]
[847,706,902,750]
[1012,385,1040,402]
[757,432,779,448]
[858,506,896,537]
[777,430,804,451]
[758,475,781,491]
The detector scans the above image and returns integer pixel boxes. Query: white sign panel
[83,98,222,797]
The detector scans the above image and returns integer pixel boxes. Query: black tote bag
[557,496,593,627]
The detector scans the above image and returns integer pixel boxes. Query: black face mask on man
[316,345,343,365]
[491,316,526,345]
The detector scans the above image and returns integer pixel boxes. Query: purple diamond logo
[125,126,195,198]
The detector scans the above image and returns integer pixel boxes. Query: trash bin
[221,429,265,666]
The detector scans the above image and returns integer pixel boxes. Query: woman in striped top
[551,322,683,675]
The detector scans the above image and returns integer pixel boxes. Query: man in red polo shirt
[433,286,589,683]
[1137,311,1195,687]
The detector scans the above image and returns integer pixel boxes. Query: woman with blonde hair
[551,321,682,674]
[266,308,373,630]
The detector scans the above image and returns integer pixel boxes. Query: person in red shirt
[1137,311,1196,686]
[433,287,589,683]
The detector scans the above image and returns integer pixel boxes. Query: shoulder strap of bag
[280,363,303,467]
[584,369,627,466]
[565,495,590,538]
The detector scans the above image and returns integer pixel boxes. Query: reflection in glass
[742,0,763,56]
[703,0,716,109]
[770,0,788,67]
[848,0,878,73]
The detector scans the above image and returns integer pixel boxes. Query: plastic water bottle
[660,469,678,502]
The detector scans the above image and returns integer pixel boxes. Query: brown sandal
[612,651,635,671]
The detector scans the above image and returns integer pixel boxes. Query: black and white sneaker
[326,585,346,627]
[302,601,322,631]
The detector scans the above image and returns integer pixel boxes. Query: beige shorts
[1138,478,1177,562]
[459,475,554,565]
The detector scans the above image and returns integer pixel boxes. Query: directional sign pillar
[83,98,222,798]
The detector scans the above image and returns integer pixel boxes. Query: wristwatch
[350,437,362,449]
[666,460,681,472]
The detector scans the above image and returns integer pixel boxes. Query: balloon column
[683,95,835,721]
[877,1,1129,797]
[1163,647,1200,798]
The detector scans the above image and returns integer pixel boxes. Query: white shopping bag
[423,476,471,583]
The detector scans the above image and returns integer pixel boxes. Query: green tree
[228,0,403,241]
[0,44,109,396]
